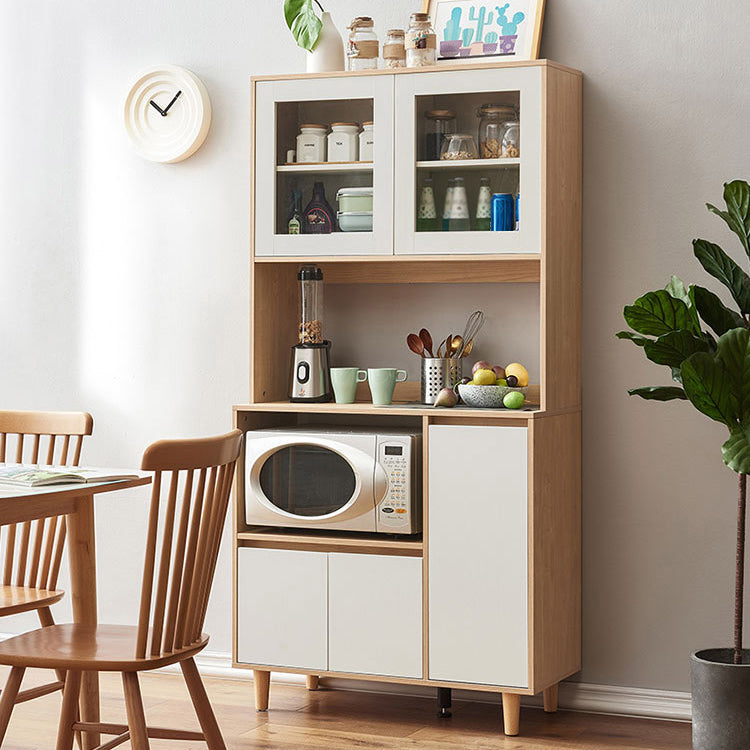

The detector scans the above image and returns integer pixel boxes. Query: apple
[492,365,506,379]
[471,360,492,375]
[473,369,497,385]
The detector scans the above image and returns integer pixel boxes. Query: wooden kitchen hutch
[233,59,582,736]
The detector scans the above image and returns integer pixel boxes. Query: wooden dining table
[0,474,152,750]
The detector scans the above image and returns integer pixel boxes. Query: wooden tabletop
[0,474,152,501]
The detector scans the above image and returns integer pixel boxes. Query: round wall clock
[124,64,212,163]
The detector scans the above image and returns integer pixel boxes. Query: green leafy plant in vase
[284,0,344,72]
[618,180,750,750]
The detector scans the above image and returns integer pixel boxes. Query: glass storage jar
[347,17,379,70]
[440,133,479,161]
[296,124,327,163]
[359,121,374,161]
[406,12,436,67]
[502,121,520,157]
[327,122,360,162]
[383,29,406,68]
[423,109,455,161]
[477,104,518,159]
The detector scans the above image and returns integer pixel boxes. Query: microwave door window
[259,445,356,517]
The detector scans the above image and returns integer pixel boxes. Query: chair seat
[0,585,64,616]
[0,623,209,672]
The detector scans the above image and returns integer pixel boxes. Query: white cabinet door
[237,548,327,670]
[394,66,542,255]
[329,553,422,678]
[428,425,528,687]
[254,76,394,256]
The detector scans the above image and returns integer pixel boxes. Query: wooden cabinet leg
[501,693,521,736]
[253,670,270,712]
[306,675,319,691]
[543,683,559,713]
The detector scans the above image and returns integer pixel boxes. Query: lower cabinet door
[428,425,529,688]
[328,553,423,678]
[237,547,327,670]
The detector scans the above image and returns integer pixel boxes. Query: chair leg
[0,666,25,744]
[37,607,69,688]
[122,672,150,750]
[181,658,227,750]
[56,670,81,750]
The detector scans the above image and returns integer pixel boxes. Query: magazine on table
[0,464,140,488]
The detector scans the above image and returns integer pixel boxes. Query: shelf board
[253,254,540,283]
[277,161,373,174]
[234,400,541,420]
[416,158,520,169]
[237,528,423,557]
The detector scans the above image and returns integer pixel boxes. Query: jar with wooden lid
[383,29,406,68]
[327,122,360,162]
[477,104,518,159]
[359,121,374,161]
[296,124,327,163]
[347,17,379,70]
[423,109,455,161]
[406,13,436,68]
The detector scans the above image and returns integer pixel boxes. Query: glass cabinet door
[254,75,394,256]
[394,66,542,255]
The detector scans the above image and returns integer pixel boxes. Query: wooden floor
[0,668,691,749]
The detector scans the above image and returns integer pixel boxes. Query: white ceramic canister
[359,121,374,161]
[327,122,360,162]
[296,124,328,163]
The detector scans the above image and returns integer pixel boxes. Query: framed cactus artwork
[421,0,545,63]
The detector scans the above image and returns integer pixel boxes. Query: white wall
[2,0,750,695]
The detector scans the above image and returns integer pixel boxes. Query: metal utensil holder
[421,358,463,405]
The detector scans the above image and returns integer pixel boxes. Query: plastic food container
[336,186,373,212]
[440,133,479,160]
[337,211,373,232]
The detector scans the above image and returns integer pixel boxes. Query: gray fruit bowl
[457,383,528,408]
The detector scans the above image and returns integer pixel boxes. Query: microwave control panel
[377,438,419,533]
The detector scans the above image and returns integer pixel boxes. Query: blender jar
[299,265,324,344]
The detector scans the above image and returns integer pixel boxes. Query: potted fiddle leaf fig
[618,180,750,750]
[284,0,344,72]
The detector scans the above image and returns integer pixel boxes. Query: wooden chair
[0,429,242,750]
[0,410,93,705]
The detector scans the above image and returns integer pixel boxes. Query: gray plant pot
[692,648,750,749]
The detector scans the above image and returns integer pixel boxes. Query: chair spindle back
[0,410,93,592]
[135,430,242,660]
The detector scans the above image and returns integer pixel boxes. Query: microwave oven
[244,426,422,534]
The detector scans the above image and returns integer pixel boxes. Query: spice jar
[347,17,379,71]
[406,13,436,67]
[477,104,517,159]
[440,133,479,161]
[502,121,520,157]
[423,109,455,161]
[383,29,406,68]
[296,124,327,163]
[359,121,374,161]
[327,122,360,162]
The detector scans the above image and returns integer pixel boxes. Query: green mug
[367,368,408,405]
[330,367,368,404]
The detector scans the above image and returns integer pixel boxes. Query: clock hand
[149,99,166,116]
[162,90,182,115]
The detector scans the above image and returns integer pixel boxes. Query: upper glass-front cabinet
[252,65,543,257]
[254,76,394,256]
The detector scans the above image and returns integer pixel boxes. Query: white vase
[306,12,345,73]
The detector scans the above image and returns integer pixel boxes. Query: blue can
[491,193,514,231]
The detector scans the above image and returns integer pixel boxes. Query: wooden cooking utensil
[407,333,426,357]
[419,328,434,358]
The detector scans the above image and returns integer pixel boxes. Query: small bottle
[302,182,335,234]
[448,177,470,231]
[347,17,379,71]
[417,178,438,232]
[442,178,455,232]
[474,177,492,231]
[383,29,406,68]
[288,189,302,235]
[406,12,436,67]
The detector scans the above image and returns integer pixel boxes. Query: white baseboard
[179,650,692,723]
